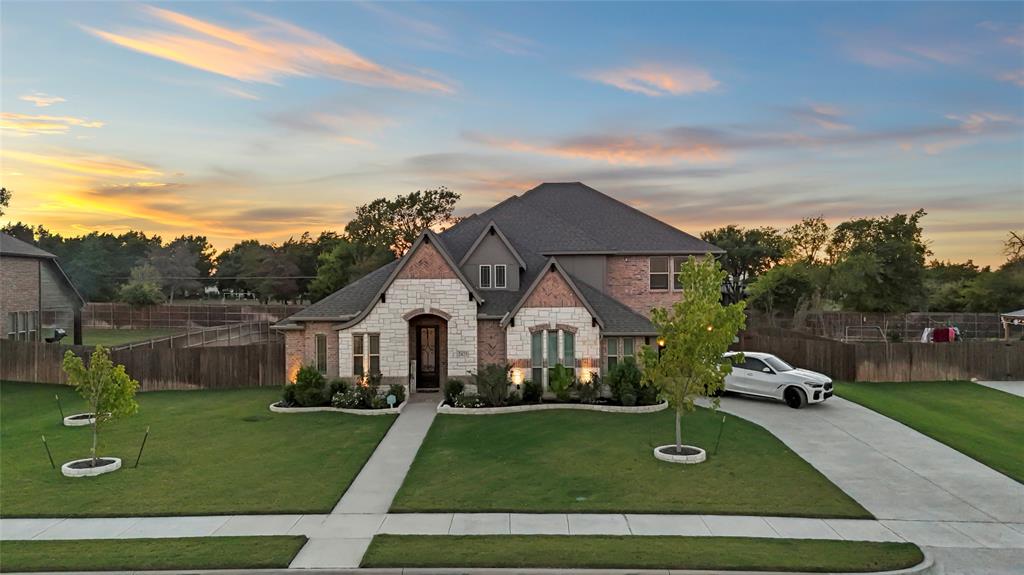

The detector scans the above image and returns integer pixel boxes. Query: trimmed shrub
[575,374,601,404]
[522,379,543,404]
[453,393,484,408]
[607,359,642,406]
[283,364,330,407]
[474,364,511,407]
[444,379,464,404]
[332,388,362,409]
[327,378,349,398]
[295,365,326,388]
[388,384,406,405]
[548,364,573,402]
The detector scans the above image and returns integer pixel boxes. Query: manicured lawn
[0,381,395,516]
[837,381,1024,483]
[0,536,306,572]
[82,328,181,347]
[392,409,869,518]
[362,535,924,572]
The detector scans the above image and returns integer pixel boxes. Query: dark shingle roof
[0,233,57,259]
[279,182,709,331]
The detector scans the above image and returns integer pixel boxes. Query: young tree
[639,256,747,455]
[118,263,166,305]
[62,347,140,467]
[345,187,460,255]
[701,225,790,303]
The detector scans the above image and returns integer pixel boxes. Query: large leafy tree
[62,347,140,467]
[346,187,460,255]
[639,256,747,455]
[701,225,790,303]
[1006,231,1024,264]
[308,239,395,301]
[169,235,216,279]
[747,261,823,317]
[784,216,830,264]
[149,242,201,303]
[118,263,166,305]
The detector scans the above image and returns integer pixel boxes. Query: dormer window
[494,265,507,289]
[479,265,492,288]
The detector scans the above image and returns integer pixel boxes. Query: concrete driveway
[977,380,1024,399]
[712,395,1024,524]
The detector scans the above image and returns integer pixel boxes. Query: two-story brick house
[275,182,723,393]
[1,233,85,344]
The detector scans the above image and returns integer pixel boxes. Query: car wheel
[784,387,807,409]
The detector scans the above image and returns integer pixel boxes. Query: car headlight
[805,382,824,388]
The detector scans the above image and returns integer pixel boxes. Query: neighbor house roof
[0,233,87,305]
[277,182,712,334]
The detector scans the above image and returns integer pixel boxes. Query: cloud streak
[3,149,162,178]
[585,63,718,96]
[19,93,66,107]
[84,6,454,93]
[1,113,104,135]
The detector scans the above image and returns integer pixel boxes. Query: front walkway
[711,396,1024,524]
[977,380,1024,399]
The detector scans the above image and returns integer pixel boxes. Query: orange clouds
[1,113,104,135]
[586,63,718,96]
[84,6,454,93]
[2,149,161,178]
[464,131,725,165]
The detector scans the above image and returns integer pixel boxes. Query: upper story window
[494,265,507,289]
[649,257,669,290]
[479,265,492,289]
[673,256,687,290]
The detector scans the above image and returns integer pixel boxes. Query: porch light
[656,337,666,348]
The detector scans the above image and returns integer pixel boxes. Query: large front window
[531,331,543,384]
[352,334,364,377]
[649,256,669,290]
[315,333,327,374]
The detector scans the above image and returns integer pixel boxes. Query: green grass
[0,381,395,517]
[81,328,181,347]
[0,536,306,572]
[837,380,1024,483]
[391,409,869,518]
[362,535,924,572]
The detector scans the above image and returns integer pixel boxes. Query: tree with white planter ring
[640,255,746,457]
[62,346,139,468]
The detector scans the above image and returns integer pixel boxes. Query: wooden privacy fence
[734,333,1024,382]
[745,311,1020,341]
[0,339,284,391]
[111,321,279,351]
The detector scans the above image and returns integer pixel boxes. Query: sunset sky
[2,2,1021,265]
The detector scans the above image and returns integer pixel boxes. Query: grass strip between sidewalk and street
[0,535,307,572]
[361,534,924,572]
[837,381,1024,483]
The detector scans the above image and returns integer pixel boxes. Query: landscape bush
[548,364,573,402]
[332,388,363,409]
[522,379,543,404]
[443,379,464,404]
[282,365,331,407]
[474,364,511,407]
[606,359,657,405]
[388,384,406,405]
[575,373,602,404]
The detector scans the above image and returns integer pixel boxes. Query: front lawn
[82,328,181,347]
[362,535,923,572]
[0,382,395,516]
[0,536,306,572]
[837,381,1024,483]
[392,409,869,518]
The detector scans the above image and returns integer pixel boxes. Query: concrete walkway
[977,380,1024,399]
[712,396,1024,524]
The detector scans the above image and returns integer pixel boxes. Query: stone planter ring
[63,413,108,427]
[653,444,707,464]
[61,457,122,478]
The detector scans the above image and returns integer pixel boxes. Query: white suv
[722,351,833,409]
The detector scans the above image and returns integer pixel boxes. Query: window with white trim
[606,337,619,371]
[479,265,492,289]
[494,264,507,288]
[368,334,381,375]
[673,256,687,290]
[7,311,38,341]
[563,331,575,376]
[649,256,669,290]
[531,331,543,384]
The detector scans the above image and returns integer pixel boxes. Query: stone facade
[1,257,40,337]
[477,319,507,367]
[507,306,601,387]
[605,255,681,318]
[337,278,477,382]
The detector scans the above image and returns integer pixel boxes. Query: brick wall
[477,319,507,366]
[524,268,584,307]
[396,241,458,280]
[1,257,40,336]
[605,256,680,318]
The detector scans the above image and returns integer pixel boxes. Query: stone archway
[406,310,449,392]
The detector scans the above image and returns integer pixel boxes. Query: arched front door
[408,313,448,391]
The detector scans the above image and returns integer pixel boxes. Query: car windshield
[763,356,795,372]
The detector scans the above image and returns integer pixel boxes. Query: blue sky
[2,1,1021,264]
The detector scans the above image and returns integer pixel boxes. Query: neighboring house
[1,233,86,344]
[275,182,723,392]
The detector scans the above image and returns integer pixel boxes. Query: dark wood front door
[416,326,440,389]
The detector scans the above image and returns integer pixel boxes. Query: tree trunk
[675,408,682,454]
[91,420,99,466]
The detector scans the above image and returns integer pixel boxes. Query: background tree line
[2,187,459,305]
[703,213,1023,315]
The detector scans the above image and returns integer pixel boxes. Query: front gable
[523,268,584,308]
[397,240,458,280]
